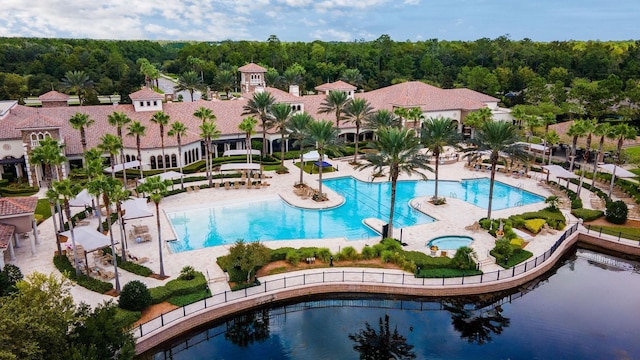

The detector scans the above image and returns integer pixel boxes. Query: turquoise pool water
[427,235,474,250]
[167,177,544,252]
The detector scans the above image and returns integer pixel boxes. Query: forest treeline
[1,35,639,119]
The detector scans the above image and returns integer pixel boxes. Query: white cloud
[404,0,420,4]
[310,28,353,41]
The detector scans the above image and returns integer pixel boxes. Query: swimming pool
[427,235,474,250]
[166,177,544,252]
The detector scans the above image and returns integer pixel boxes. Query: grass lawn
[167,290,211,307]
[497,250,534,269]
[584,224,640,241]
[35,198,52,221]
[418,268,482,278]
[292,162,336,175]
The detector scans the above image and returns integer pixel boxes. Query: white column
[0,250,4,268]
[29,233,36,256]
[9,234,16,261]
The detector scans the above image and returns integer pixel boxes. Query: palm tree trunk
[280,133,285,171]
[388,173,397,239]
[246,134,252,164]
[95,196,103,233]
[50,201,62,255]
[591,139,604,187]
[64,203,81,277]
[104,205,121,292]
[433,150,440,200]
[298,151,304,186]
[569,137,577,172]
[155,202,165,277]
[353,125,360,163]
[121,151,128,190]
[137,138,144,184]
[207,142,213,187]
[117,203,127,261]
[487,164,497,220]
[160,133,166,170]
[318,151,324,198]
[178,138,184,190]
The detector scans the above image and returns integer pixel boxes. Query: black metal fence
[133,223,580,339]
[585,224,640,243]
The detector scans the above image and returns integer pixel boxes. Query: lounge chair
[193,185,200,192]
[186,186,193,193]
[224,181,231,190]
[214,182,220,189]
[126,251,149,264]
[234,182,240,189]
[97,267,115,280]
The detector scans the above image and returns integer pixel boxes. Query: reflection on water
[147,249,640,360]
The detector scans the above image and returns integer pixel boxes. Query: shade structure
[219,163,261,172]
[121,198,153,220]
[542,165,579,179]
[223,149,261,157]
[598,164,637,197]
[138,171,184,183]
[103,160,146,174]
[68,189,93,207]
[302,150,329,162]
[59,227,111,253]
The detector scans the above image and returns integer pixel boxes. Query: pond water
[146,248,640,359]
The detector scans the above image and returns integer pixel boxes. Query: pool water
[427,235,473,250]
[167,177,544,252]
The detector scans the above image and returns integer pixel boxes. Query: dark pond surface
[146,248,640,360]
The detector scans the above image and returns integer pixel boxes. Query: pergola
[0,197,39,263]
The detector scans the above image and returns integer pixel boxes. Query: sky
[1,0,639,43]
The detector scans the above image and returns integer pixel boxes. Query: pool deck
[10,157,598,308]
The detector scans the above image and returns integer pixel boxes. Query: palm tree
[523,114,542,144]
[242,91,276,156]
[238,116,258,163]
[287,112,313,186]
[464,121,527,220]
[544,130,560,166]
[613,123,638,162]
[340,68,364,88]
[366,109,400,130]
[318,90,349,127]
[28,137,66,186]
[126,121,146,182]
[463,107,493,139]
[84,147,106,232]
[591,122,615,187]
[137,176,172,278]
[567,120,587,172]
[176,71,205,102]
[168,121,188,189]
[344,98,374,163]
[421,117,462,201]
[107,111,132,188]
[150,111,171,170]
[270,103,293,172]
[51,179,82,276]
[215,70,236,99]
[193,106,216,125]
[99,134,123,180]
[69,112,95,154]
[200,120,221,187]
[306,120,341,200]
[357,127,430,239]
[88,175,122,292]
[406,107,424,129]
[61,70,92,106]
[576,118,597,196]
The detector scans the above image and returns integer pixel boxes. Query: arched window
[165,155,171,168]
[150,156,156,170]
[171,154,177,168]
[156,155,163,169]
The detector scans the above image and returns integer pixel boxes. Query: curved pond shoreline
[134,226,640,354]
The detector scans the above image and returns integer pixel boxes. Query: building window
[153,101,157,106]
[171,154,177,168]
[140,101,144,107]
[150,156,156,170]
[157,155,164,169]
[147,101,151,106]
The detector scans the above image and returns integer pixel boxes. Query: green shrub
[361,245,376,260]
[178,266,196,280]
[286,250,300,265]
[381,250,393,263]
[571,197,583,209]
[149,286,172,304]
[53,255,113,294]
[315,248,332,263]
[510,238,525,248]
[571,208,604,222]
[380,238,402,252]
[491,239,514,264]
[0,264,23,296]
[451,246,477,270]
[163,273,207,297]
[269,247,295,262]
[524,219,546,234]
[606,200,628,224]
[510,216,525,229]
[419,268,482,278]
[372,243,385,256]
[119,280,152,311]
[479,218,492,230]
[339,246,358,260]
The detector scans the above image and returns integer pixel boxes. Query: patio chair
[234,182,241,189]
[224,181,231,190]
[193,185,200,192]
[97,267,115,280]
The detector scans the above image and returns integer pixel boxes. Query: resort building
[0,63,512,187]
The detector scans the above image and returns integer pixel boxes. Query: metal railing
[133,223,580,340]
[585,224,640,243]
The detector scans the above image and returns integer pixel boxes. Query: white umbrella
[598,164,636,198]
[68,189,93,207]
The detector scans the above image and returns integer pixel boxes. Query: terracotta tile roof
[38,90,69,101]
[446,88,500,103]
[16,113,61,130]
[245,87,302,103]
[0,197,38,217]
[129,87,164,101]
[0,81,503,154]
[315,80,357,92]
[238,63,267,72]
[0,223,15,250]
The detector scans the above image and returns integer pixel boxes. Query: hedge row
[149,272,207,304]
[53,255,113,294]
